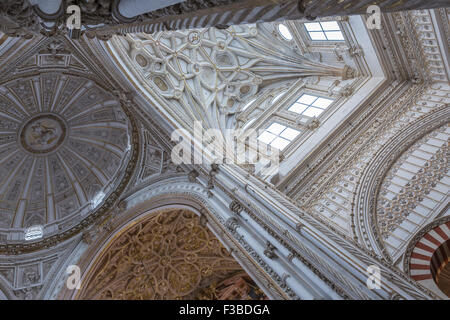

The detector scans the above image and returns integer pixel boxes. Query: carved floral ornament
[76,209,266,300]
[354,106,450,262]
[377,125,448,240]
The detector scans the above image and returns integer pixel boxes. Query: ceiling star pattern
[0,73,131,239]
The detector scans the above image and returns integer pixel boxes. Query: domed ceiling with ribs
[0,73,132,243]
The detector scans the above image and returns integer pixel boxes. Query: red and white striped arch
[409,221,450,282]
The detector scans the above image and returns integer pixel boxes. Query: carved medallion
[20,114,66,154]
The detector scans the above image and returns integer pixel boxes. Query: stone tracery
[77,209,266,300]
[377,125,449,241]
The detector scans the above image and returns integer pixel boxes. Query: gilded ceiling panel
[77,209,266,300]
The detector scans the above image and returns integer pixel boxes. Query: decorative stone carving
[229,200,244,215]
[188,169,199,183]
[225,217,240,232]
[377,125,449,240]
[0,71,139,254]
[307,119,320,130]
[76,209,262,300]
[0,1,39,38]
[118,24,354,133]
[195,272,267,300]
[264,241,277,259]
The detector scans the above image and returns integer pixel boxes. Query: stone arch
[57,180,279,299]
[403,216,450,299]
[354,105,449,262]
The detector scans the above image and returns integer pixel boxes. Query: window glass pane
[303,107,324,117]
[270,137,290,150]
[257,131,276,144]
[266,122,286,135]
[309,32,326,40]
[278,24,293,40]
[312,97,333,109]
[280,128,300,140]
[297,94,317,105]
[320,21,340,31]
[289,103,308,114]
[325,31,344,41]
[304,22,322,31]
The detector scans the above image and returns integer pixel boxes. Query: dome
[0,73,133,246]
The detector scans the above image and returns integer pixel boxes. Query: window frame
[304,21,345,42]
[256,120,302,152]
[286,92,334,120]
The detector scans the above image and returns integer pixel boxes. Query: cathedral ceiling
[0,73,131,236]
[110,22,359,132]
[0,2,448,301]
[99,8,450,263]
[3,0,448,41]
[271,9,450,286]
[106,19,366,179]
[0,35,143,254]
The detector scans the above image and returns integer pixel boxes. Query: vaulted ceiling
[0,1,448,301]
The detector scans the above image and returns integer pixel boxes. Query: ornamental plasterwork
[377,124,449,259]
[279,8,450,199]
[353,104,450,263]
[278,9,449,245]
[292,83,449,244]
[136,129,165,182]
[126,126,186,192]
[72,181,297,300]
[0,34,148,254]
[109,22,357,137]
[0,72,132,242]
[76,209,265,300]
[0,4,447,301]
[1,0,295,39]
[391,9,449,83]
[0,235,81,300]
[13,39,91,75]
